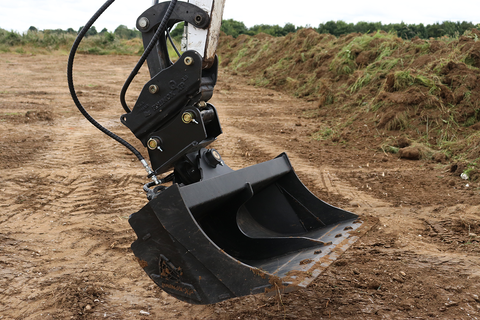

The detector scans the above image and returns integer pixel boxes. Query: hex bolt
[149,84,159,94]
[147,137,163,151]
[197,101,207,108]
[138,17,150,29]
[184,57,194,66]
[182,111,198,124]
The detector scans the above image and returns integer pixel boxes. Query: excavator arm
[68,0,374,305]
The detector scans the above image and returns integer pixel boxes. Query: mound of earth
[218,28,480,180]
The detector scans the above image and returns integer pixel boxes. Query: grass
[385,111,410,131]
[312,127,334,140]
[349,72,372,93]
[383,145,400,154]
[463,162,477,177]
[0,28,161,56]
[1,112,23,116]
[218,27,480,171]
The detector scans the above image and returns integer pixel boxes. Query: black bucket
[129,153,374,304]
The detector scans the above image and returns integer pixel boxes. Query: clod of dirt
[356,51,376,66]
[300,259,313,265]
[399,145,433,160]
[25,110,54,122]
[367,281,382,290]
[385,73,395,92]
[399,147,421,160]
[395,137,411,148]
[432,152,448,163]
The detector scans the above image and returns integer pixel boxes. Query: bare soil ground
[1,53,479,319]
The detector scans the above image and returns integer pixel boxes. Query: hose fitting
[141,159,160,184]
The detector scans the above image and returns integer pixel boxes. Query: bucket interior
[192,170,359,276]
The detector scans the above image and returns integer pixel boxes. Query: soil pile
[218,29,480,179]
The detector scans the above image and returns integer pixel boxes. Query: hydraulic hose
[120,0,178,113]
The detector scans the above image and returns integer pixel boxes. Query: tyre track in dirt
[1,54,213,319]
[219,124,389,210]
[0,112,194,318]
[1,54,480,319]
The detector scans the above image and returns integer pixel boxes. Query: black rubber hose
[67,0,145,161]
[120,0,178,113]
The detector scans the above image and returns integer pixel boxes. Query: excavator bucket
[129,153,375,304]
[68,0,375,306]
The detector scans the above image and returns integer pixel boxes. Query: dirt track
[1,53,479,319]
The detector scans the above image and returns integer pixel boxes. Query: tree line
[25,25,141,39]
[317,20,480,39]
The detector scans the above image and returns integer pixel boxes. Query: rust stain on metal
[162,282,194,295]
[134,257,149,268]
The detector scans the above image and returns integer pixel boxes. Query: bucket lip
[275,215,379,288]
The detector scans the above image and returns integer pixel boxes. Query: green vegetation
[3,18,477,54]
[219,19,480,40]
[0,25,156,55]
[312,127,334,140]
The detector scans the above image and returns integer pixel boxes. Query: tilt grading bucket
[129,152,374,304]
[68,0,375,306]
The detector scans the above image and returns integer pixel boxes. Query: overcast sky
[1,0,480,33]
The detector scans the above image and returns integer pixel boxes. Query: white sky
[1,0,480,33]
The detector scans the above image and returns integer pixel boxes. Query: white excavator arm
[182,0,226,65]
[150,0,226,67]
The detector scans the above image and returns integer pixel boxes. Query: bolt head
[138,17,149,29]
[147,137,161,150]
[212,150,221,161]
[194,15,203,25]
[184,57,194,66]
[204,149,223,168]
[149,84,159,94]
[182,112,195,124]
